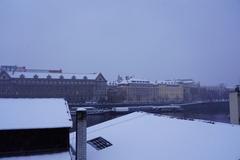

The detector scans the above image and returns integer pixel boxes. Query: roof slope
[0,98,72,130]
[71,112,240,160]
[6,71,100,80]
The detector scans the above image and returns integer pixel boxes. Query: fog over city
[0,0,240,86]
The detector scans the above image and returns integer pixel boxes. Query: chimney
[76,108,87,160]
[229,91,240,124]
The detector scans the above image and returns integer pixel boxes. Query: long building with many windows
[107,77,229,104]
[0,65,107,104]
[107,78,185,104]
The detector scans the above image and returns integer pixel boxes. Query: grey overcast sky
[0,0,240,86]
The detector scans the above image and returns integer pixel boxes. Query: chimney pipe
[229,91,240,124]
[76,108,87,160]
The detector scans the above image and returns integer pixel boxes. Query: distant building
[107,85,127,103]
[108,77,229,104]
[158,79,200,102]
[0,65,107,104]
[108,77,185,103]
[113,78,156,103]
[155,84,184,103]
[0,98,72,159]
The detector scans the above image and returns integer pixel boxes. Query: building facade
[0,66,107,104]
[155,84,184,103]
[119,79,156,103]
[107,78,229,104]
[158,79,201,102]
[108,78,185,104]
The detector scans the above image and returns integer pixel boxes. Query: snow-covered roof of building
[175,79,196,84]
[156,79,197,85]
[0,151,71,160]
[6,71,100,80]
[157,80,178,85]
[0,98,72,130]
[118,78,154,85]
[70,112,240,160]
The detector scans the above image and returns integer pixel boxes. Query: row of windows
[14,87,93,93]
[0,90,94,99]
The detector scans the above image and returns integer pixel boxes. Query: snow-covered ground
[71,112,240,160]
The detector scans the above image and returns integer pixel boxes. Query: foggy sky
[0,0,240,86]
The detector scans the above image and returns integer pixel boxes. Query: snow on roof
[175,79,195,83]
[77,108,87,112]
[7,71,99,80]
[0,98,72,130]
[118,78,153,85]
[0,151,71,160]
[156,79,197,85]
[157,80,177,85]
[70,112,240,160]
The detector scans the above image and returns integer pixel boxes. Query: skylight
[87,137,112,151]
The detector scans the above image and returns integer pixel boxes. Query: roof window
[47,75,51,79]
[87,137,112,150]
[34,74,38,79]
[20,74,25,78]
[72,75,76,80]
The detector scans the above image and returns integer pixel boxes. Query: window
[20,74,25,79]
[47,75,51,79]
[34,75,38,79]
[72,75,76,80]
[87,137,112,150]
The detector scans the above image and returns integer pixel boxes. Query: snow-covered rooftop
[7,71,99,80]
[0,151,71,160]
[157,80,178,85]
[118,78,153,85]
[71,112,240,160]
[0,98,72,130]
[156,79,197,85]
